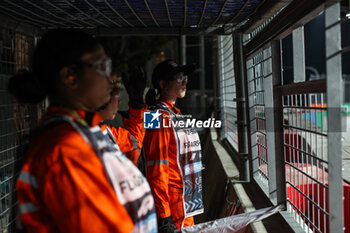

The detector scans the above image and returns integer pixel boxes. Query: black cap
[152,59,195,89]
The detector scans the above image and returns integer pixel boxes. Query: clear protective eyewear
[175,74,188,83]
[80,57,112,77]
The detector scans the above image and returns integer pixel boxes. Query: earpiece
[67,75,75,82]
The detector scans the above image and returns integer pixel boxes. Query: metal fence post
[325,2,344,233]
[265,40,286,206]
[233,32,251,181]
[180,35,186,65]
[292,26,306,83]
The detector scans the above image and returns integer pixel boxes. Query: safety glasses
[175,74,188,83]
[78,57,112,77]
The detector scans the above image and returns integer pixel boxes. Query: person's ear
[60,67,77,88]
[159,80,167,90]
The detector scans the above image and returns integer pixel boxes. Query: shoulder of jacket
[30,123,90,155]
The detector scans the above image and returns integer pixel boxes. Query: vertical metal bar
[297,94,300,222]
[313,93,317,230]
[297,94,301,225]
[233,32,250,181]
[309,98,313,231]
[321,93,327,233]
[265,40,285,205]
[199,35,206,118]
[288,96,292,198]
[212,37,219,120]
[292,26,306,83]
[316,94,321,231]
[321,94,325,161]
[307,94,311,230]
[326,2,344,233]
[302,93,306,224]
[180,35,186,65]
[292,94,297,220]
[199,35,205,91]
[218,36,226,140]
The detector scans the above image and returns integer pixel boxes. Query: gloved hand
[122,65,147,109]
[158,217,176,233]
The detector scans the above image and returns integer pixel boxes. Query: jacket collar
[160,99,181,114]
[43,106,102,127]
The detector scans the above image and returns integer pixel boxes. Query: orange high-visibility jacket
[100,104,146,165]
[16,106,136,233]
[143,99,202,229]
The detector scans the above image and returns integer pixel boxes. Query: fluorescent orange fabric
[100,104,146,164]
[125,149,141,165]
[143,100,194,229]
[100,124,137,152]
[16,106,134,233]
[123,104,147,149]
[100,124,141,165]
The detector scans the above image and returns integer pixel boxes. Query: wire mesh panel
[247,48,269,183]
[0,0,265,30]
[283,91,329,233]
[280,3,348,232]
[242,4,288,45]
[0,28,39,233]
[218,35,238,151]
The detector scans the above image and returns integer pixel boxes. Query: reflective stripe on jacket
[100,104,146,164]
[143,100,203,229]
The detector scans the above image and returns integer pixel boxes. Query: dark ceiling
[0,0,270,35]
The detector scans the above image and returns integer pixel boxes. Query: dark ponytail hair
[7,29,100,104]
[7,70,46,104]
[145,88,158,106]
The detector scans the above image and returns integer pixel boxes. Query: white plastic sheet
[177,204,283,233]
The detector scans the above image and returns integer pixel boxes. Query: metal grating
[242,7,284,45]
[0,30,32,74]
[0,28,42,233]
[279,4,348,232]
[283,91,329,233]
[247,48,269,182]
[0,0,264,31]
[218,34,238,151]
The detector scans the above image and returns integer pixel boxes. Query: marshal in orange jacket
[100,104,147,165]
[143,99,196,229]
[16,106,135,233]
